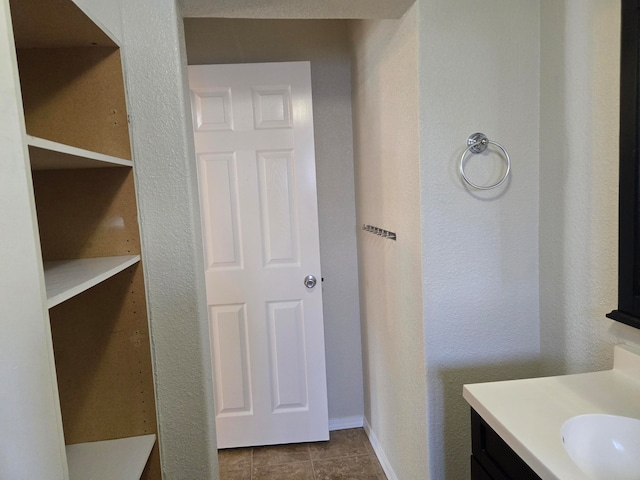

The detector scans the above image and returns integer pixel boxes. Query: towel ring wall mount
[459,132,511,190]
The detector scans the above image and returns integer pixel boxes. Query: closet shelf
[28,136,133,170]
[66,434,156,480]
[44,255,140,308]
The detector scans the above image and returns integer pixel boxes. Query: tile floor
[218,428,387,480]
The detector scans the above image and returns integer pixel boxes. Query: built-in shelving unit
[66,435,156,480]
[44,255,140,308]
[28,136,134,170]
[6,0,160,478]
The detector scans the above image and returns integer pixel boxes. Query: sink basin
[561,414,640,480]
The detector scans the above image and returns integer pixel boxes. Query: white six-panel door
[188,62,329,448]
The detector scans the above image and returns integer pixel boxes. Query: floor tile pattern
[218,429,387,480]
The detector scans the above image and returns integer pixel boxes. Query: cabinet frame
[3,0,161,478]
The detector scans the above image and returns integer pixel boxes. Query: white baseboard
[328,415,364,431]
[364,418,399,480]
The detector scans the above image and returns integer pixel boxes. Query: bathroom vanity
[463,345,640,480]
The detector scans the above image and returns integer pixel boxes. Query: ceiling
[178,0,415,19]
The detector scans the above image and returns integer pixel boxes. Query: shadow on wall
[439,358,543,479]
[540,0,629,375]
[539,0,570,376]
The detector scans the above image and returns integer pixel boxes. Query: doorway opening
[183,18,364,442]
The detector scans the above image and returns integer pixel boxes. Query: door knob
[304,275,317,289]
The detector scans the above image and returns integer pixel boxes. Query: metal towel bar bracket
[459,132,511,190]
[362,224,396,241]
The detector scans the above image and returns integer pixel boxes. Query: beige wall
[183,19,365,424]
[118,2,640,480]
[539,1,640,372]
[418,0,541,478]
[350,6,429,479]
[120,2,640,479]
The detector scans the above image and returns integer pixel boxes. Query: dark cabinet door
[471,456,495,480]
[470,409,542,480]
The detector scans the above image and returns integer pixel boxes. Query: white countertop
[463,345,640,480]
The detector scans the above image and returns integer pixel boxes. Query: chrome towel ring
[459,132,511,190]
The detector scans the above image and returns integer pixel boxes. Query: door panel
[267,300,308,410]
[257,149,299,266]
[191,88,233,131]
[199,153,242,269]
[209,304,252,416]
[253,86,292,129]
[189,62,329,448]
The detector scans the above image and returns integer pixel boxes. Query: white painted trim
[364,418,398,480]
[328,416,364,431]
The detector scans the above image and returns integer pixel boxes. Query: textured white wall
[119,1,219,478]
[179,0,414,20]
[350,6,429,480]
[183,18,364,426]
[540,0,640,374]
[418,0,541,478]
[81,2,640,479]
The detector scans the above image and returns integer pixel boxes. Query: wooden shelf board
[44,255,140,309]
[66,434,156,480]
[28,136,132,170]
